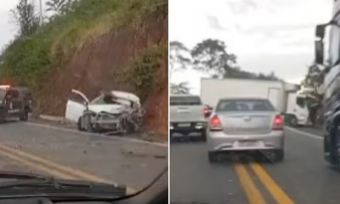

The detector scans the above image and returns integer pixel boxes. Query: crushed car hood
[88,104,126,114]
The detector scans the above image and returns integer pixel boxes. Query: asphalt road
[170,127,340,204]
[0,120,167,193]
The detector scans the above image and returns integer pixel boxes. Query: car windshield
[170,96,202,105]
[216,99,275,112]
[0,0,168,200]
[91,94,132,106]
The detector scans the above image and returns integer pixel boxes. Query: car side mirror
[315,24,326,65]
[316,24,326,39]
[315,40,324,65]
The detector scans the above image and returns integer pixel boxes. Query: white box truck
[200,78,310,126]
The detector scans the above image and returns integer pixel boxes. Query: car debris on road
[65,89,145,135]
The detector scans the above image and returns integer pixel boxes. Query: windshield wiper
[0,171,52,180]
[0,171,126,197]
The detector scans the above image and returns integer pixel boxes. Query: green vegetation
[125,43,167,99]
[0,0,167,90]
[170,39,280,94]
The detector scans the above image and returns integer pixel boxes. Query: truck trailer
[200,78,310,126]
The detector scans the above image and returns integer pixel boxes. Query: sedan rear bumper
[170,122,207,134]
[207,130,284,152]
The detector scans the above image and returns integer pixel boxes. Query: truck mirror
[316,24,326,39]
[315,40,324,65]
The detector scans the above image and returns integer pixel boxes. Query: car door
[65,89,89,122]
[4,89,21,117]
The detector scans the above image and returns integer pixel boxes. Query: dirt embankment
[36,13,168,137]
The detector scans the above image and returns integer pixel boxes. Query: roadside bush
[125,43,167,100]
[0,0,167,93]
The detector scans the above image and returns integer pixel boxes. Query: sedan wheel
[77,117,85,131]
[82,114,93,132]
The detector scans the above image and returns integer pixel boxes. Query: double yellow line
[0,142,135,194]
[235,162,295,204]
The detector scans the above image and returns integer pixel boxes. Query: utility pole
[39,0,43,25]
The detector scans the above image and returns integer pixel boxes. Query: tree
[170,82,190,94]
[191,39,237,78]
[11,0,40,37]
[45,0,71,12]
[301,63,324,126]
[302,63,323,96]
[169,41,191,74]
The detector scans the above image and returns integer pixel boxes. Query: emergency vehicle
[0,85,33,123]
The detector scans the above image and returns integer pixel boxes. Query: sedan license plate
[178,123,191,127]
[239,141,258,147]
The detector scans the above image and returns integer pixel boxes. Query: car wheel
[19,109,28,121]
[272,149,284,162]
[201,129,207,141]
[83,114,94,132]
[290,116,298,127]
[208,152,218,163]
[77,117,85,131]
[122,120,135,135]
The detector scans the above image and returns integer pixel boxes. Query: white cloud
[170,0,333,90]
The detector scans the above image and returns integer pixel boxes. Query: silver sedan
[207,98,284,163]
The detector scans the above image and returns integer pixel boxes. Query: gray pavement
[0,121,167,190]
[170,127,340,204]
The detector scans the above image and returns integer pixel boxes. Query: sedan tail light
[209,116,223,131]
[272,115,283,130]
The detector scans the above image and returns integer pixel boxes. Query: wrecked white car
[65,89,145,134]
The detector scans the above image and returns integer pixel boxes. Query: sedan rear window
[216,99,275,112]
[170,96,202,106]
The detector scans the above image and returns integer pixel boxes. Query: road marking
[24,122,167,147]
[0,142,136,194]
[235,163,266,204]
[285,127,322,140]
[250,163,295,204]
[0,146,77,180]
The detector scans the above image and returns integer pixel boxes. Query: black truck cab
[0,85,32,122]
[314,1,340,166]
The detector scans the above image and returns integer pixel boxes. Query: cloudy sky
[0,0,48,50]
[170,0,333,94]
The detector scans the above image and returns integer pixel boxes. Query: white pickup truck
[170,94,209,140]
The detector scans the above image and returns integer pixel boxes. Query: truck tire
[201,128,207,141]
[19,108,28,121]
[290,116,298,127]
[333,126,340,171]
